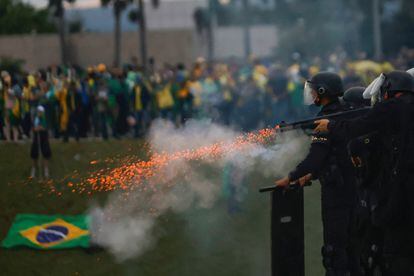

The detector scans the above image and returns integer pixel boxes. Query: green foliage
[0,56,25,74]
[100,0,111,6]
[0,0,56,34]
[128,9,140,23]
[129,0,161,24]
[101,0,133,16]
[48,0,76,17]
[69,19,83,33]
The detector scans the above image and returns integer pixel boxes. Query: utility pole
[372,0,383,60]
[58,13,68,65]
[241,0,251,59]
[49,0,68,65]
[112,0,128,68]
[207,0,215,62]
[137,0,148,73]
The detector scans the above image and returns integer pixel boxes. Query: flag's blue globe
[36,226,69,244]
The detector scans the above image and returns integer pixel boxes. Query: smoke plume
[89,119,309,262]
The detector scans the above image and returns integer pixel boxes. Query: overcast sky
[23,0,192,9]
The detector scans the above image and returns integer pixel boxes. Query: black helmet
[382,70,414,97]
[343,86,370,107]
[308,72,344,97]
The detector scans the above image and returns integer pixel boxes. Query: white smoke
[89,119,309,262]
[148,119,238,153]
[89,207,154,261]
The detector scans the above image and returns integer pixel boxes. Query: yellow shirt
[156,84,174,109]
[134,86,143,111]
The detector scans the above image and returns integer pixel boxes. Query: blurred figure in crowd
[30,105,51,179]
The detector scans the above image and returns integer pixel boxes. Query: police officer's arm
[287,134,331,182]
[316,100,396,140]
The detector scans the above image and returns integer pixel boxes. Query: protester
[30,105,51,179]
[2,71,20,142]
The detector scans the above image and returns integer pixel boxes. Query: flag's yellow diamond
[20,218,89,248]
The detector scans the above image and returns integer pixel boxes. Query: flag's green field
[0,140,323,275]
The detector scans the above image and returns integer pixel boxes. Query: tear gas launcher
[276,106,371,132]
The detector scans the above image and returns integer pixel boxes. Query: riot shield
[260,184,307,276]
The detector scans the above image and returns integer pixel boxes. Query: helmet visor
[362,74,386,103]
[303,81,316,105]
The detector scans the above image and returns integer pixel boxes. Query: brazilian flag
[2,214,90,249]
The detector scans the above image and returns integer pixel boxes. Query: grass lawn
[0,139,323,275]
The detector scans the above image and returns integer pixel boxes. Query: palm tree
[48,0,76,65]
[241,0,251,59]
[193,6,213,62]
[129,0,160,73]
[101,0,132,68]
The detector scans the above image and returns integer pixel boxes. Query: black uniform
[348,133,385,275]
[289,100,358,275]
[328,93,414,275]
[343,87,385,274]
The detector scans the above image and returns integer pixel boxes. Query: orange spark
[50,126,279,196]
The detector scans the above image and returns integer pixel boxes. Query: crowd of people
[2,49,413,144]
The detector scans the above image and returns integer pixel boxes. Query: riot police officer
[342,87,371,108]
[343,87,385,275]
[276,72,360,275]
[315,71,414,275]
